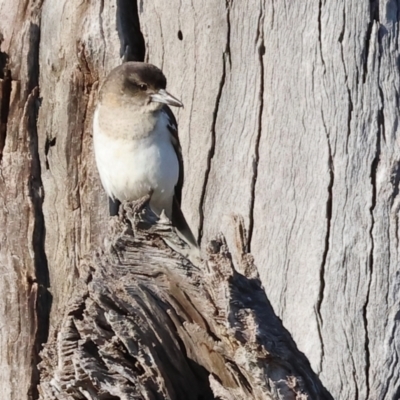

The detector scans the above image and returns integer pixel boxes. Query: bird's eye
[139,84,148,91]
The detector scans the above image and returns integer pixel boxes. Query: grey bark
[0,0,399,399]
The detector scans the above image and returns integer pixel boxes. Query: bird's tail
[172,197,198,249]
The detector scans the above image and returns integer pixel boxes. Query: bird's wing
[161,105,198,248]
[162,105,184,205]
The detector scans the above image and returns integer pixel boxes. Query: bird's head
[99,62,183,111]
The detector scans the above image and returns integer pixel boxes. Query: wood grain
[0,0,399,398]
[38,201,332,400]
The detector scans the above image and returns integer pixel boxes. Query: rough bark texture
[38,201,332,400]
[0,0,399,399]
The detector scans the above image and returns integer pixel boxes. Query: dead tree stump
[38,202,332,400]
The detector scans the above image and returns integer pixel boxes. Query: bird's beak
[150,89,183,107]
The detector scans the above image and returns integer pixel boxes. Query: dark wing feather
[162,105,184,205]
[109,198,121,216]
[161,105,198,247]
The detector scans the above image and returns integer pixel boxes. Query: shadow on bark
[116,0,145,62]
[25,22,52,400]
[0,33,11,162]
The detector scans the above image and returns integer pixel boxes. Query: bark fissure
[116,0,145,62]
[363,139,378,400]
[378,86,386,143]
[0,43,11,163]
[315,110,334,375]
[363,87,382,400]
[338,9,354,152]
[318,0,326,70]
[363,1,379,83]
[44,137,56,170]
[248,5,265,252]
[363,23,374,84]
[362,16,382,398]
[23,18,52,400]
[198,64,223,243]
[198,2,231,243]
[225,0,232,68]
[346,88,354,151]
[338,7,345,43]
[28,85,52,398]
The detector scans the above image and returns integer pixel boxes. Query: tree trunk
[0,0,399,399]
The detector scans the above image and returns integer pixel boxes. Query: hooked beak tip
[150,89,183,108]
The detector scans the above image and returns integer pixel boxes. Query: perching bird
[93,61,197,248]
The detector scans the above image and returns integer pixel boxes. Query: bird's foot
[131,192,153,214]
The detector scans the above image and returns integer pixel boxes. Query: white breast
[93,107,179,217]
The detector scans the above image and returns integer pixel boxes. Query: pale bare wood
[140,2,400,399]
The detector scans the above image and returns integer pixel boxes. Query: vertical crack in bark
[318,0,326,70]
[198,0,231,243]
[378,85,386,144]
[363,1,379,83]
[363,25,373,83]
[315,110,334,375]
[28,87,52,400]
[315,4,329,374]
[338,7,354,153]
[363,82,382,400]
[116,0,145,62]
[25,21,52,400]
[364,127,379,400]
[0,36,11,163]
[198,57,225,243]
[247,3,265,251]
[44,137,56,170]
[363,9,381,398]
[346,88,354,152]
[225,0,232,68]
[338,7,346,44]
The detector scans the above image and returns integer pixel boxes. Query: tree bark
[38,201,332,399]
[0,0,399,399]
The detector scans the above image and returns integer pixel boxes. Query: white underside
[93,108,179,217]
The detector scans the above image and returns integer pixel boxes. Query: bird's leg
[131,190,154,214]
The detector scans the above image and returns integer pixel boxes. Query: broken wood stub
[38,201,332,400]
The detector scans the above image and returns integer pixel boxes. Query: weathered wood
[1,0,400,399]
[38,201,332,400]
[0,2,47,399]
[140,2,400,399]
